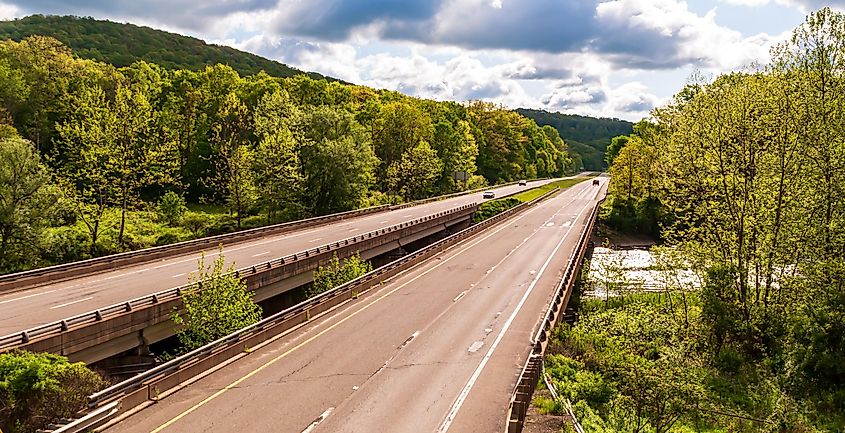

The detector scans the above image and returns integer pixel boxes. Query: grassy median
[474,176,597,223]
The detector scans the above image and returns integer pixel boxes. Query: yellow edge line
[149,192,550,433]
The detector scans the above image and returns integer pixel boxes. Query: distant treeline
[0,15,328,80]
[0,36,575,273]
[517,108,633,171]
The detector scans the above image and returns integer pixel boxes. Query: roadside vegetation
[0,351,105,433]
[307,252,373,298]
[171,249,262,352]
[474,176,596,222]
[541,8,845,432]
[0,35,579,275]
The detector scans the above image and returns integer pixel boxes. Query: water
[584,247,700,298]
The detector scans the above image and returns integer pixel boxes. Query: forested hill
[0,15,329,80]
[517,108,633,171]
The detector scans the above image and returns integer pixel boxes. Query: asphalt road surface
[0,179,560,336]
[105,177,607,433]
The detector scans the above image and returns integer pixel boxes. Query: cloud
[720,0,845,12]
[13,0,276,33]
[0,2,19,19]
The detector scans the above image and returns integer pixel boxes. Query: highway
[105,177,606,433]
[0,180,558,336]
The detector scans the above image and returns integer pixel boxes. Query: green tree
[157,191,188,226]
[172,248,262,351]
[294,106,378,214]
[208,92,256,228]
[387,140,443,201]
[0,350,105,433]
[0,137,58,272]
[308,252,372,298]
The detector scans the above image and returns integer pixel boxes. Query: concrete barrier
[82,188,561,424]
[0,205,477,362]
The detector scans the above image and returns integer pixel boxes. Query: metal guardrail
[35,401,119,433]
[0,204,477,352]
[505,196,604,433]
[0,205,390,294]
[0,177,548,294]
[83,187,561,417]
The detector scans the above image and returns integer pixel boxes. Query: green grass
[511,176,597,203]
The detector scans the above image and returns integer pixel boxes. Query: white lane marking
[0,289,57,305]
[399,331,420,349]
[468,341,484,353]
[437,194,593,433]
[251,251,271,257]
[452,291,467,302]
[379,220,389,224]
[49,296,94,310]
[301,407,334,433]
[172,273,186,278]
[545,222,554,227]
[348,228,359,232]
[309,238,323,243]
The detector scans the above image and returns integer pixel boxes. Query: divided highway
[0,180,556,336]
[105,177,606,433]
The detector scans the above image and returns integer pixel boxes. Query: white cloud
[0,2,20,19]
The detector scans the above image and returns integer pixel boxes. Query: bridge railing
[1,178,545,294]
[81,187,560,423]
[0,204,477,352]
[505,195,604,433]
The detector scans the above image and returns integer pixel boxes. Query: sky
[0,0,842,122]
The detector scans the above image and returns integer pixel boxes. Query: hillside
[517,108,633,170]
[0,15,330,80]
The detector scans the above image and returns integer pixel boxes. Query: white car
[482,191,495,199]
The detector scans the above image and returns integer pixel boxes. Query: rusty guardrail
[505,195,604,433]
[75,187,560,426]
[0,204,477,353]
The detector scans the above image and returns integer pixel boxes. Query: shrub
[0,351,105,433]
[308,252,372,298]
[172,249,262,351]
[157,191,188,226]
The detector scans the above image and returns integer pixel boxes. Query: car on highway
[518,180,527,186]
[482,191,495,199]
[592,179,600,185]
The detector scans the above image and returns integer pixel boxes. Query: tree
[294,106,379,214]
[0,350,105,433]
[388,140,443,201]
[253,129,304,222]
[172,248,262,351]
[605,135,629,167]
[208,92,256,228]
[0,137,58,272]
[57,82,176,250]
[157,191,187,226]
[308,252,372,298]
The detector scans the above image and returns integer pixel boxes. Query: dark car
[482,191,495,199]
[592,179,600,186]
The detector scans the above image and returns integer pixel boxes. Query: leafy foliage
[0,31,585,274]
[592,7,845,430]
[517,108,634,170]
[0,136,58,272]
[0,350,105,433]
[0,15,329,80]
[308,252,372,298]
[172,249,262,351]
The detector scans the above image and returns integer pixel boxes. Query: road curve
[0,179,560,335]
[104,177,606,433]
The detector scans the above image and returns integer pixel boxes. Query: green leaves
[0,137,58,272]
[308,252,373,298]
[0,350,105,433]
[172,248,262,351]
